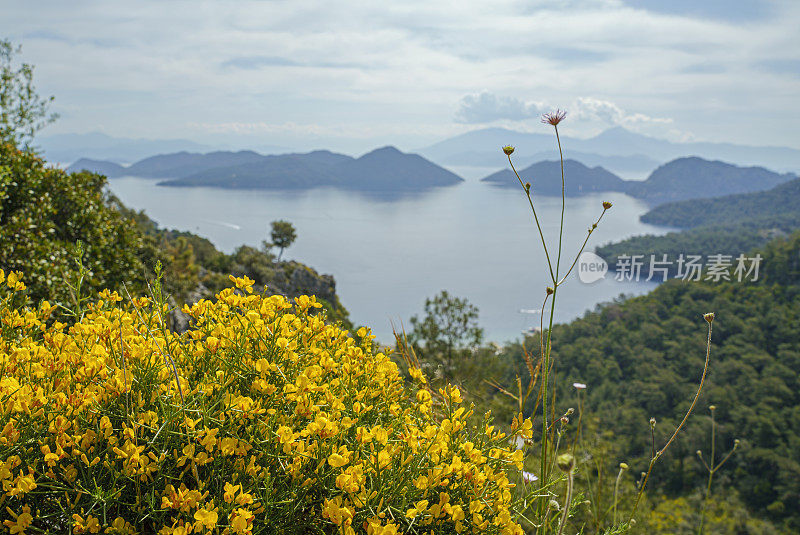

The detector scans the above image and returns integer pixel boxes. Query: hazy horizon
[3,0,799,155]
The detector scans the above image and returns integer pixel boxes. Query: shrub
[0,143,152,307]
[0,271,529,534]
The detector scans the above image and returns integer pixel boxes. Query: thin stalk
[698,412,715,535]
[508,155,556,282]
[556,469,574,535]
[613,464,628,525]
[554,125,567,284]
[629,320,713,521]
[558,209,609,285]
[571,390,584,455]
[539,288,558,520]
[535,124,567,534]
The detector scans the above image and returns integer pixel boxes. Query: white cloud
[455,92,546,123]
[453,93,675,136]
[571,97,673,129]
[3,0,799,149]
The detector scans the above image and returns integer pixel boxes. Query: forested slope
[485,233,800,531]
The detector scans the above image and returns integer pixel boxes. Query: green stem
[556,469,574,535]
[558,209,608,285]
[508,155,556,282]
[554,125,567,283]
[629,321,713,521]
[698,411,716,535]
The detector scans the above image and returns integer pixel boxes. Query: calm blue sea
[107,171,668,344]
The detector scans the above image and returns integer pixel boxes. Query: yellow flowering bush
[0,271,529,534]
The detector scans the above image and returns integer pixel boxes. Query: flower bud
[709,405,716,411]
[549,499,560,511]
[649,417,656,428]
[704,312,715,323]
[503,145,515,155]
[602,201,612,210]
[696,450,702,456]
[619,462,629,470]
[557,453,575,473]
[546,287,554,296]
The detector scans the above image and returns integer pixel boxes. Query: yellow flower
[73,513,101,534]
[230,507,254,534]
[3,506,33,534]
[104,517,136,535]
[405,499,429,519]
[224,482,241,503]
[193,506,219,530]
[328,446,351,468]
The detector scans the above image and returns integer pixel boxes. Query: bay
[106,174,669,344]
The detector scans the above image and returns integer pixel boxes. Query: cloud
[220,56,367,70]
[758,59,800,77]
[5,0,800,149]
[455,92,547,124]
[220,56,301,70]
[571,97,672,128]
[619,0,770,22]
[455,93,673,132]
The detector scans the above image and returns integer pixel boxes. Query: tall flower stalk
[503,109,611,532]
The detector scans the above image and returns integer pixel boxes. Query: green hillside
[484,233,800,531]
[595,214,800,277]
[642,177,800,227]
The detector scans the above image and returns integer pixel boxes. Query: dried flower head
[503,145,515,156]
[557,453,575,472]
[603,201,613,210]
[546,286,554,296]
[524,182,531,193]
[704,312,715,323]
[650,417,656,428]
[542,109,567,126]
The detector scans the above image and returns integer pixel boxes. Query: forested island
[69,146,464,191]
[482,156,795,204]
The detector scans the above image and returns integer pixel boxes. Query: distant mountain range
[420,126,800,177]
[69,144,796,200]
[69,150,267,179]
[481,156,796,204]
[68,146,464,191]
[37,132,289,164]
[39,132,214,164]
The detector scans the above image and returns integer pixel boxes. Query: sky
[3,0,800,154]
